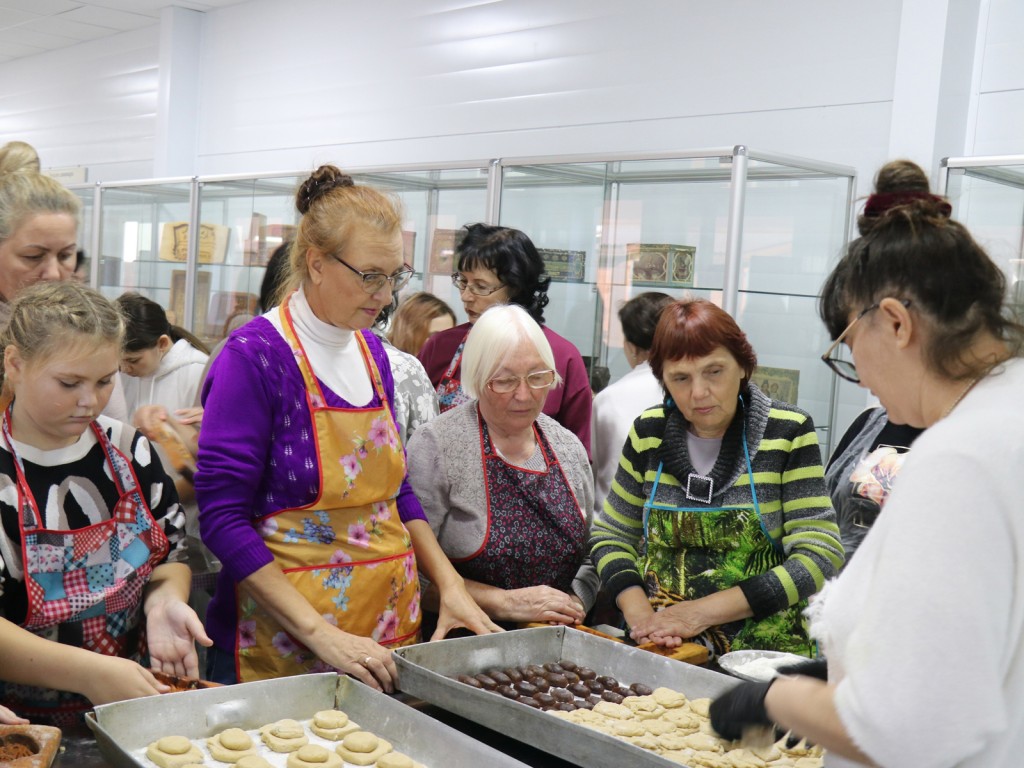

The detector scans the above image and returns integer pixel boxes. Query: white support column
[154,7,204,177]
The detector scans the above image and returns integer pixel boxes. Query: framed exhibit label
[750,366,800,405]
[627,243,696,288]
[428,228,465,274]
[160,222,230,264]
[539,248,586,283]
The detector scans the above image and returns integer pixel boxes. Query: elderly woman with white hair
[407,304,598,626]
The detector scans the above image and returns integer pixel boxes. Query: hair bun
[296,165,354,214]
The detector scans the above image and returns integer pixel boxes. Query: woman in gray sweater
[407,304,598,627]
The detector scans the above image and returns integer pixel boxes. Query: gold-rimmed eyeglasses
[451,273,505,296]
[821,299,911,383]
[333,255,414,294]
[486,369,557,394]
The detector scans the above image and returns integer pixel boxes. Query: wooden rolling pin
[520,623,710,666]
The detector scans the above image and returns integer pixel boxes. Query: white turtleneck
[266,285,373,406]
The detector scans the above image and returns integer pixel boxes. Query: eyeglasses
[333,255,414,294]
[451,273,505,296]
[821,299,911,383]
[486,369,557,394]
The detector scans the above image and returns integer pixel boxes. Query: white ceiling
[0,0,242,64]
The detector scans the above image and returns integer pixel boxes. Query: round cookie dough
[260,719,309,752]
[145,736,204,768]
[309,710,360,741]
[286,744,343,768]
[336,731,392,766]
[652,687,687,709]
[206,727,257,762]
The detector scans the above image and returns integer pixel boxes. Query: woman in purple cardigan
[419,224,593,459]
[195,167,498,692]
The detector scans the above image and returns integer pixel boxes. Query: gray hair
[461,304,561,398]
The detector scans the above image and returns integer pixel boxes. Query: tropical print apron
[435,335,472,413]
[638,439,810,657]
[0,412,169,726]
[235,296,421,682]
[453,410,585,594]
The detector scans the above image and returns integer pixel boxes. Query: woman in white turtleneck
[194,166,499,692]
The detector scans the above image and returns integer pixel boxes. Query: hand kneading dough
[236,757,274,768]
[309,710,360,741]
[336,731,392,766]
[146,735,204,768]
[260,719,309,752]
[286,744,343,768]
[206,727,257,762]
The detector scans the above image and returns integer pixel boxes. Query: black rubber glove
[776,657,828,681]
[708,680,775,741]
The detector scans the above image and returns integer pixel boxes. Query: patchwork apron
[0,412,168,725]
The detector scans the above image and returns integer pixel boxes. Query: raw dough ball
[309,710,360,741]
[145,736,204,768]
[652,687,687,709]
[260,719,309,752]
[206,727,257,762]
[336,731,393,766]
[286,744,343,768]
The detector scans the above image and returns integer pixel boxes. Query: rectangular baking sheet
[86,672,527,768]
[394,625,740,768]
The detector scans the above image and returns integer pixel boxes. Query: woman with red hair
[589,299,843,657]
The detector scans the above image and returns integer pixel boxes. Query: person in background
[373,297,439,445]
[824,160,948,563]
[195,166,499,691]
[419,224,594,459]
[408,304,597,628]
[0,282,209,726]
[590,299,843,656]
[388,291,457,359]
[591,291,674,516]
[0,140,130,423]
[709,185,1024,768]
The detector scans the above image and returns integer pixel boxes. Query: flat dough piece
[688,697,712,717]
[592,701,632,720]
[207,727,257,762]
[260,720,309,753]
[652,687,687,709]
[336,731,392,766]
[146,736,205,768]
[376,752,425,768]
[236,757,275,768]
[286,744,343,768]
[309,710,360,741]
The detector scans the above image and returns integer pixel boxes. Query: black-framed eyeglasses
[821,299,911,383]
[451,273,505,296]
[332,255,413,294]
[486,369,557,394]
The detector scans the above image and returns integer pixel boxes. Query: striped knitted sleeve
[588,407,664,599]
[737,408,846,619]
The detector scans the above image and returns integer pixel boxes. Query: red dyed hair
[649,299,757,383]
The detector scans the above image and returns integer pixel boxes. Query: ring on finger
[363,656,373,666]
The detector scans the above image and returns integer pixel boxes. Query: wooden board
[521,623,709,666]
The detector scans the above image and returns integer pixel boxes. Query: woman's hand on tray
[306,625,399,693]
[501,586,586,626]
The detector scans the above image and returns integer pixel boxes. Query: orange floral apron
[235,296,421,682]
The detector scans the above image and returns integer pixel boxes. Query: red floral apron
[435,334,472,413]
[453,408,585,594]
[235,295,421,682]
[0,412,169,726]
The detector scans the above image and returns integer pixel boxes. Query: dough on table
[145,735,205,768]
[688,697,712,717]
[652,687,687,709]
[376,752,425,768]
[335,731,392,766]
[260,719,309,752]
[236,757,275,768]
[308,710,360,741]
[206,727,257,762]
[286,744,343,768]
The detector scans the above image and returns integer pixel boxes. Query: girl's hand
[79,656,169,705]
[146,600,213,678]
[0,704,28,724]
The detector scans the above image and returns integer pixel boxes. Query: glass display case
[940,155,1024,313]
[496,147,856,453]
[67,183,98,282]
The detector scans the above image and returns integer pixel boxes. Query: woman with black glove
[709,174,1024,766]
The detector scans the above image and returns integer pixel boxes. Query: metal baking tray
[86,672,527,768]
[394,625,740,768]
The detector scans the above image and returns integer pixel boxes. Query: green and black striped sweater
[590,384,844,621]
